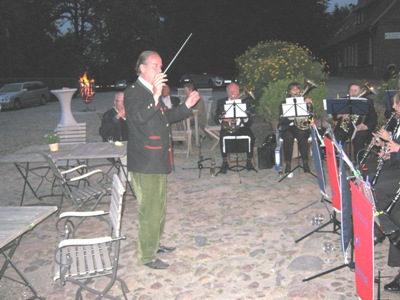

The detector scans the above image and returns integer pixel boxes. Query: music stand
[279,97,317,182]
[323,97,370,160]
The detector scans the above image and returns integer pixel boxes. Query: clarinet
[371,120,400,186]
[382,185,400,249]
[385,184,400,214]
[360,111,396,165]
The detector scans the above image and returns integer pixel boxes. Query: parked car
[116,80,128,90]
[180,73,231,88]
[0,81,51,110]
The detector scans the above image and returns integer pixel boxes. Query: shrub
[257,78,328,128]
[235,40,328,125]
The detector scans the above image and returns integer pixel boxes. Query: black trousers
[281,126,310,163]
[365,159,400,267]
[219,127,255,159]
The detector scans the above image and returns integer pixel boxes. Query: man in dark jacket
[214,83,256,173]
[99,92,128,142]
[124,50,200,269]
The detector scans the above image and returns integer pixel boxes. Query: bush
[235,40,328,125]
[257,78,328,127]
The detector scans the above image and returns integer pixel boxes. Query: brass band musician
[214,83,256,174]
[278,81,313,175]
[332,81,377,162]
[363,92,400,292]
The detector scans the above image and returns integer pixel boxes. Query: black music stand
[323,97,370,161]
[182,135,214,178]
[279,97,316,182]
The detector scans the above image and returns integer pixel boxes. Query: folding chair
[40,152,109,213]
[171,118,192,159]
[53,174,129,300]
[55,123,87,144]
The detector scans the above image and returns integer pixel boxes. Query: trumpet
[294,79,317,130]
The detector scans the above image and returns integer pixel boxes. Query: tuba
[339,80,377,133]
[294,79,317,130]
[221,89,254,133]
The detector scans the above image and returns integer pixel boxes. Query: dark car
[180,73,232,88]
[0,81,51,110]
[116,80,128,90]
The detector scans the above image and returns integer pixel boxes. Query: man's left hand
[185,91,200,109]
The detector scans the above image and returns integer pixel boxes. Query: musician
[278,82,312,175]
[183,83,207,130]
[367,92,400,291]
[214,83,256,174]
[332,81,377,162]
[161,84,180,109]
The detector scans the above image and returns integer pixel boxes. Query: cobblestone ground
[0,78,396,300]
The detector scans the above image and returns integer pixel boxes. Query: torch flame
[79,72,95,103]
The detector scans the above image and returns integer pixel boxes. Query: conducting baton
[163,33,193,74]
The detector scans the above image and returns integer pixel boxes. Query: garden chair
[53,174,129,300]
[40,152,109,213]
[55,123,87,144]
[171,117,192,159]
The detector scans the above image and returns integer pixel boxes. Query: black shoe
[285,163,291,173]
[384,273,400,292]
[246,160,256,171]
[220,162,228,174]
[303,161,310,173]
[145,257,169,269]
[157,245,176,253]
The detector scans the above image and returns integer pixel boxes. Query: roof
[326,0,397,47]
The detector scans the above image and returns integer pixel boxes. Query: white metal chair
[55,123,87,144]
[53,174,128,300]
[40,152,109,213]
[171,117,192,159]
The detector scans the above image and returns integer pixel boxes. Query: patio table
[0,142,128,205]
[0,206,57,300]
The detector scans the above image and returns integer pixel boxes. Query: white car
[0,81,50,110]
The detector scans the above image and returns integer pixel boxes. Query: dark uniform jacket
[99,108,128,142]
[124,79,192,174]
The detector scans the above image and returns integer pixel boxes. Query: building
[324,0,400,79]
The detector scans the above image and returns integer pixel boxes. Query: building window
[344,43,358,67]
[356,11,364,25]
[368,37,374,65]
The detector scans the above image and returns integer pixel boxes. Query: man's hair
[226,83,239,93]
[287,82,300,92]
[135,50,159,75]
[114,92,124,101]
[348,80,364,90]
[183,82,195,91]
[394,92,400,105]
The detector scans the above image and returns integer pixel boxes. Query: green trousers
[130,172,166,265]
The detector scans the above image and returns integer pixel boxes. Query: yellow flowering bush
[235,40,328,124]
